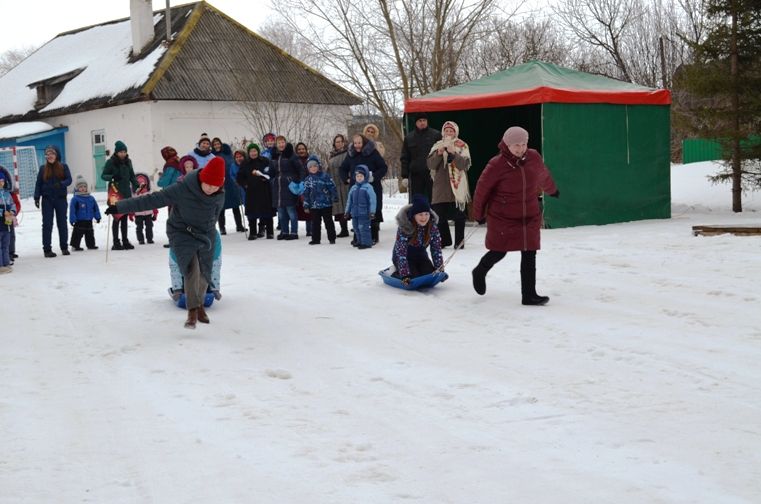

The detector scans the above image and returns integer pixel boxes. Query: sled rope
[437,223,481,271]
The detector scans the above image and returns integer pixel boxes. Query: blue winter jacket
[158,166,182,188]
[34,163,72,201]
[69,193,102,224]
[346,181,376,217]
[303,171,338,210]
[188,147,216,169]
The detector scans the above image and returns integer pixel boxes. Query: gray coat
[427,151,470,205]
[327,149,349,216]
[115,170,224,283]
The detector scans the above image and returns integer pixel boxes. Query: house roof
[0,1,360,124]
[404,61,671,113]
[0,121,56,140]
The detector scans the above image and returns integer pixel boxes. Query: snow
[0,15,166,117]
[0,121,54,140]
[3,161,760,503]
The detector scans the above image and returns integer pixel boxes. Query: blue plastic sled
[379,267,448,290]
[171,288,216,309]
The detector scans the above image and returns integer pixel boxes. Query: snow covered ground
[3,161,760,503]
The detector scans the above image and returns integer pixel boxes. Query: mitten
[105,205,118,215]
[96,219,101,224]
[34,199,40,208]
[152,215,157,221]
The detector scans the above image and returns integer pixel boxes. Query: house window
[28,68,86,110]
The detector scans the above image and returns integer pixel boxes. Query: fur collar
[395,204,439,236]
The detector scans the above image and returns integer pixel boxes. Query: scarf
[428,120,471,211]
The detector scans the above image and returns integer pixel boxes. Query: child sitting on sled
[391,194,444,285]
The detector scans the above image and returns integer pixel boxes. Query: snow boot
[43,249,57,258]
[61,248,71,256]
[472,265,487,295]
[520,251,549,306]
[184,308,198,329]
[111,240,123,251]
[122,240,135,250]
[197,305,210,324]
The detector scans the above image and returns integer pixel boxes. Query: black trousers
[135,215,154,243]
[408,255,434,278]
[248,217,273,237]
[219,207,243,231]
[71,221,96,249]
[476,250,539,296]
[310,207,336,243]
[409,172,433,202]
[112,215,129,243]
[431,202,466,248]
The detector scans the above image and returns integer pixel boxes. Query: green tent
[404,61,672,228]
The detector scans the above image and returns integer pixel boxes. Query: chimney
[130,0,154,56]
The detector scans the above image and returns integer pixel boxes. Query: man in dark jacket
[400,113,441,202]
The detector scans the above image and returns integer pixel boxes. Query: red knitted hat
[199,156,225,186]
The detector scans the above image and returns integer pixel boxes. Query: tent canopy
[405,61,671,112]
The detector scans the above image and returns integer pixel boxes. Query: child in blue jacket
[303,156,338,245]
[345,165,376,249]
[69,175,101,251]
[0,171,17,272]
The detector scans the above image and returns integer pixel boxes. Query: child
[392,194,443,284]
[179,155,198,178]
[345,165,376,249]
[131,173,158,244]
[0,171,17,273]
[69,175,101,251]
[303,155,338,245]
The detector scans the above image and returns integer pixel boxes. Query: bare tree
[0,46,37,76]
[273,0,497,142]
[256,20,324,71]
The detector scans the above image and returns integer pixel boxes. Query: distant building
[0,1,360,191]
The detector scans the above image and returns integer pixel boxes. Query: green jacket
[115,170,224,284]
[101,155,138,198]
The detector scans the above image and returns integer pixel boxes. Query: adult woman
[340,134,388,244]
[426,120,471,248]
[107,157,226,329]
[294,142,312,236]
[362,123,386,157]
[471,126,559,305]
[237,143,274,239]
[33,145,72,257]
[270,136,303,240]
[327,134,350,237]
[101,140,139,250]
[212,137,244,234]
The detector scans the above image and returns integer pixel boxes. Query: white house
[0,0,360,191]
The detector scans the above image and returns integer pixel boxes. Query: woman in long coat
[327,134,350,238]
[108,157,226,329]
[237,143,274,239]
[340,134,388,244]
[471,126,559,305]
[426,120,471,249]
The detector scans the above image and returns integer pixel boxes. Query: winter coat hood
[353,164,370,181]
[179,155,198,173]
[348,139,377,158]
[395,204,439,236]
[273,143,295,160]
[213,142,233,157]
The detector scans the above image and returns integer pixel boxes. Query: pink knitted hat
[502,126,529,145]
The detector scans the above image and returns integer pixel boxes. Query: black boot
[43,249,57,258]
[111,240,123,250]
[122,240,135,250]
[472,265,487,295]
[521,251,549,305]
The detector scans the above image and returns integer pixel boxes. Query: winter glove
[476,218,486,225]
[549,189,560,198]
[96,219,101,224]
[105,205,118,215]
[344,213,351,220]
[34,199,40,209]
[152,215,157,221]
[370,213,375,220]
[401,277,411,286]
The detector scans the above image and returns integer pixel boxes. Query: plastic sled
[170,288,216,309]
[378,267,448,290]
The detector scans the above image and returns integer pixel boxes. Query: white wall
[50,100,353,190]
[51,102,155,188]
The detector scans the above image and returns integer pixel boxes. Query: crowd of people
[0,118,560,326]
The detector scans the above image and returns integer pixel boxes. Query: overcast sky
[0,0,274,53]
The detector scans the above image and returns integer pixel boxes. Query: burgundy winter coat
[473,143,558,252]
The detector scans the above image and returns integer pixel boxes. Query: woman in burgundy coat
[471,126,559,305]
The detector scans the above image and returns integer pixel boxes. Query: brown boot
[197,305,210,324]
[184,308,198,329]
